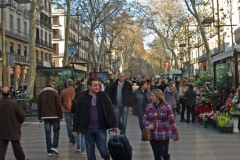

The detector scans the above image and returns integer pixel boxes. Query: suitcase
[108,129,132,160]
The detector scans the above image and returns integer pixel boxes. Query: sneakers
[76,148,81,153]
[81,152,86,155]
[51,148,59,154]
[48,153,53,157]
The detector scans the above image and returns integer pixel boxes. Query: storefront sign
[73,64,87,72]
[42,61,51,67]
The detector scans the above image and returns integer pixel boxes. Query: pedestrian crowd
[0,73,198,160]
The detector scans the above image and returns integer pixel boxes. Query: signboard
[164,61,169,68]
[74,64,87,72]
[42,61,51,67]
[89,72,108,82]
[68,45,78,63]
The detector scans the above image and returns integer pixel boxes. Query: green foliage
[216,74,233,92]
[31,96,38,103]
[194,75,211,86]
[58,74,82,92]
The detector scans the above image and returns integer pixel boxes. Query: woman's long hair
[151,89,166,104]
[179,79,188,87]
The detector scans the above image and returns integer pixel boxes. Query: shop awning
[212,49,234,63]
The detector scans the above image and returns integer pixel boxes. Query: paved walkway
[5,112,240,160]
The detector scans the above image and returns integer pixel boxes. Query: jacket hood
[40,87,58,93]
[166,86,176,95]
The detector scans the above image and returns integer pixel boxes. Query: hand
[113,128,117,132]
[39,120,42,123]
[128,107,132,111]
[148,124,155,130]
[72,132,78,137]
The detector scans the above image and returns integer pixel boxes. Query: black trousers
[0,139,25,160]
[149,139,170,160]
[180,98,186,120]
[186,106,196,123]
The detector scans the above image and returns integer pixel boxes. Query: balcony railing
[80,43,88,51]
[10,1,17,10]
[14,54,28,64]
[53,20,61,26]
[53,35,62,40]
[23,9,29,17]
[0,25,28,42]
[70,25,77,32]
[17,5,24,14]
[54,51,59,55]
[69,36,77,43]
[35,38,53,50]
[80,57,88,62]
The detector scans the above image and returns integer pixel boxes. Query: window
[49,54,52,62]
[17,18,20,33]
[45,32,47,43]
[41,52,43,61]
[24,22,27,34]
[45,53,48,61]
[40,30,43,40]
[53,43,59,55]
[36,50,39,59]
[10,15,13,30]
[54,59,59,67]
[10,42,14,53]
[24,46,27,57]
[49,34,51,45]
[18,44,21,56]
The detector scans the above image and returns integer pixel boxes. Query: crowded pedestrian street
[4,112,240,160]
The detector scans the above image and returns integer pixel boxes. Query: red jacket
[143,102,179,140]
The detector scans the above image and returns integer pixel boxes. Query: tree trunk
[26,0,43,99]
[187,0,214,83]
[62,0,71,66]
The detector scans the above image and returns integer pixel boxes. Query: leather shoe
[180,119,186,122]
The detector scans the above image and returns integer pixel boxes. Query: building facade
[0,0,54,90]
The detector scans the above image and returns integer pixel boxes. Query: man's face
[88,81,100,93]
[119,73,125,82]
[51,82,56,88]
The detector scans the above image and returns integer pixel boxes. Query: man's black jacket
[73,91,117,134]
[110,79,133,106]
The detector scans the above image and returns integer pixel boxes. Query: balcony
[198,54,207,62]
[52,20,61,26]
[80,43,88,51]
[0,25,28,42]
[70,25,77,32]
[9,1,17,10]
[23,9,29,18]
[17,5,24,14]
[14,54,29,65]
[35,38,53,50]
[80,57,88,62]
[53,35,62,40]
[53,51,59,56]
[69,36,77,43]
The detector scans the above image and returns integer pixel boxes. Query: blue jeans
[63,112,73,142]
[43,118,60,154]
[113,105,128,135]
[85,128,110,160]
[76,133,85,152]
[138,116,145,132]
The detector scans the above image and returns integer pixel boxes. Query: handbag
[141,127,152,141]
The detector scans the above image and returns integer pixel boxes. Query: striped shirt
[143,102,179,140]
